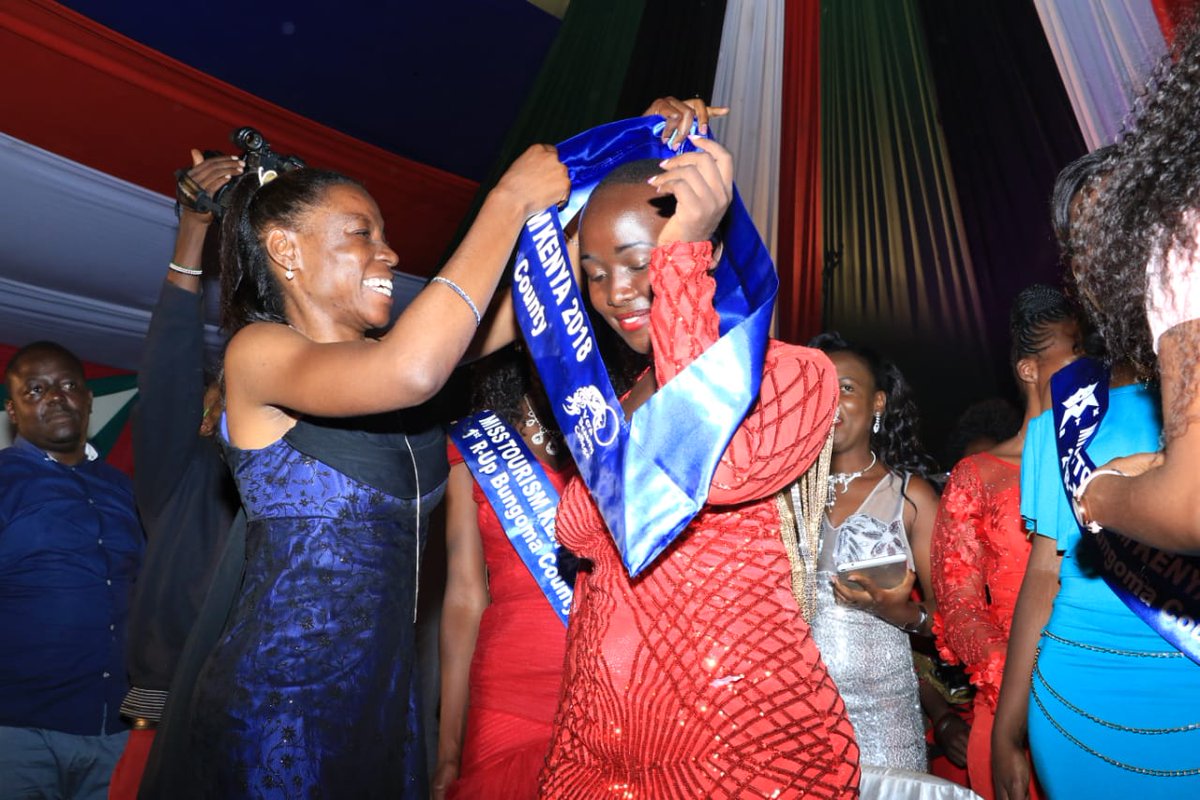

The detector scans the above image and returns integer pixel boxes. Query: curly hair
[468,344,566,454]
[220,168,361,334]
[809,331,939,480]
[1074,18,1200,404]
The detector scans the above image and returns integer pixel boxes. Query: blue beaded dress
[187,414,445,799]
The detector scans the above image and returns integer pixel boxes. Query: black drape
[918,0,1087,399]
[615,0,728,117]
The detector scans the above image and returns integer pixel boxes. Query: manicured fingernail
[666,130,678,148]
[700,123,708,135]
[658,159,670,169]
[646,176,657,185]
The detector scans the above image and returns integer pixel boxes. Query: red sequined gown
[537,241,860,799]
[930,453,1040,800]
[446,445,573,799]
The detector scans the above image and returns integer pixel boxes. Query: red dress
[930,453,1040,800]
[447,444,574,799]
[537,242,860,799]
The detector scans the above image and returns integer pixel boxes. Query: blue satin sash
[1051,358,1200,664]
[449,412,571,626]
[512,116,777,576]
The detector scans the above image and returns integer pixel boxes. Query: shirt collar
[12,435,99,463]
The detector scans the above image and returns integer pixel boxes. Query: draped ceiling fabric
[614,0,727,118]
[820,0,987,389]
[775,0,821,343]
[444,0,646,252]
[1,1,478,276]
[0,132,427,371]
[710,0,785,279]
[919,0,1086,392]
[1032,0,1168,150]
[1151,0,1199,43]
[0,0,452,369]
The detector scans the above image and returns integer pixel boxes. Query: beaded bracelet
[431,276,481,327]
[168,261,203,277]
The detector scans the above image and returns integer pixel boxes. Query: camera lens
[231,126,265,153]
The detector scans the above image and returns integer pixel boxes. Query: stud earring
[285,267,295,281]
[872,412,882,434]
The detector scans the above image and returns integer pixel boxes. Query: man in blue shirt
[0,341,144,799]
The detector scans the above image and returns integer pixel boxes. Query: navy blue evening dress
[187,414,445,799]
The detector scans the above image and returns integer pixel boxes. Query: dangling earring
[872,411,882,434]
[285,266,295,281]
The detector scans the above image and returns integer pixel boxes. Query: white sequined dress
[811,471,927,772]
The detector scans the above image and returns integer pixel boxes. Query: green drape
[821,0,993,439]
[443,0,646,254]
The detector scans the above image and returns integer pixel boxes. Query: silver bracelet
[1072,467,1127,534]
[899,604,929,635]
[430,276,481,327]
[168,261,203,277]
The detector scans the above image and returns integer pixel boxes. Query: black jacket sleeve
[132,280,208,520]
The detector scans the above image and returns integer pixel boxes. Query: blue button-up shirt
[0,437,144,735]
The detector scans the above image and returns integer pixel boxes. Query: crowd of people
[6,19,1200,800]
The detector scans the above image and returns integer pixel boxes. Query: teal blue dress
[1021,383,1200,796]
[186,415,445,799]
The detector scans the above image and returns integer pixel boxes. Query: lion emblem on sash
[562,386,620,457]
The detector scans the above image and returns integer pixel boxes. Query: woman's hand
[493,144,570,219]
[831,568,919,627]
[431,760,459,800]
[643,96,730,150]
[178,149,244,226]
[652,137,733,246]
[933,711,970,769]
[992,731,1032,800]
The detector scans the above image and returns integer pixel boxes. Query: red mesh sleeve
[930,458,1009,710]
[647,241,837,507]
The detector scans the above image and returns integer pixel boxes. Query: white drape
[1032,0,1167,150]
[709,0,785,262]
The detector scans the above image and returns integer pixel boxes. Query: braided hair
[1009,284,1078,370]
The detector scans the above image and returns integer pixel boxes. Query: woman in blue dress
[183,149,567,798]
[991,145,1200,798]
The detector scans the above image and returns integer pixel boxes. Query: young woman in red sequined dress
[536,139,860,798]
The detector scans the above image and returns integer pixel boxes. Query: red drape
[1152,0,1182,44]
[776,0,822,344]
[0,0,477,277]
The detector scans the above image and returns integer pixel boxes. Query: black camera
[175,126,306,219]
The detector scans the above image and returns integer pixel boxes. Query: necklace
[524,396,557,456]
[826,451,877,508]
